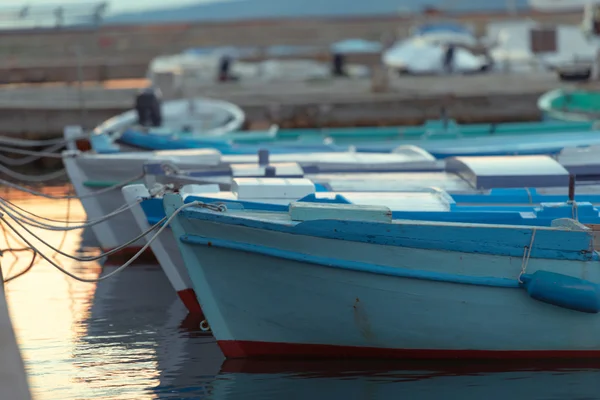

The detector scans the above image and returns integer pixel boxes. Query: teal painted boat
[538,89,600,123]
[117,118,600,153]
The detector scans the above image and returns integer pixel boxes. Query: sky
[0,0,215,14]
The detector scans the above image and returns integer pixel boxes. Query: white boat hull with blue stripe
[164,195,600,359]
[123,172,600,315]
[66,145,431,253]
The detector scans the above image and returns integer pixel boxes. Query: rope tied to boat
[525,187,533,205]
[0,142,66,166]
[0,200,221,283]
[0,199,141,231]
[0,182,186,260]
[0,163,66,182]
[518,228,537,284]
[0,172,145,200]
[0,132,90,148]
[0,182,178,232]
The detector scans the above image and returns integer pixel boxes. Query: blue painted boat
[163,191,600,359]
[142,154,600,204]
[122,175,600,315]
[63,142,437,253]
[91,105,600,157]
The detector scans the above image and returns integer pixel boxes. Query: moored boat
[538,88,600,122]
[109,117,600,155]
[142,153,600,201]
[163,194,600,359]
[85,99,600,156]
[67,140,600,259]
[124,170,600,315]
[64,142,434,255]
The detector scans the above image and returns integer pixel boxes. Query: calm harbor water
[4,191,600,399]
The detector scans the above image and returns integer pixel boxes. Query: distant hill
[105,0,531,25]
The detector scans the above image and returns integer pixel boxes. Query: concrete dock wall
[0,10,583,83]
[0,73,568,137]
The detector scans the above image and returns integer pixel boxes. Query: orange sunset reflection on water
[1,187,160,400]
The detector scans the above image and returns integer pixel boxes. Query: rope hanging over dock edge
[0,172,145,199]
[0,201,226,283]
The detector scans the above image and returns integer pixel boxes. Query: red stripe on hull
[177,288,204,316]
[218,340,600,360]
[102,246,158,266]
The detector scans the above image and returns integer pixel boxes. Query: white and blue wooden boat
[63,141,434,255]
[142,153,600,203]
[68,142,600,258]
[163,192,600,359]
[123,174,600,315]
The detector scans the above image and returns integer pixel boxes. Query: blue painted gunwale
[181,234,600,315]
[141,193,600,227]
[179,234,522,289]
[117,131,346,154]
[176,207,598,261]
[116,130,600,158]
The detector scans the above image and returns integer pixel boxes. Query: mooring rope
[1,202,161,262]
[0,207,31,275]
[0,163,66,182]
[0,133,89,148]
[0,142,66,166]
[0,201,225,283]
[0,197,89,224]
[0,173,145,199]
[51,188,73,263]
[518,228,537,284]
[0,199,142,231]
[0,182,171,231]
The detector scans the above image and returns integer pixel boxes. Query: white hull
[121,185,200,314]
[65,148,435,251]
[63,155,144,251]
[166,197,600,358]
